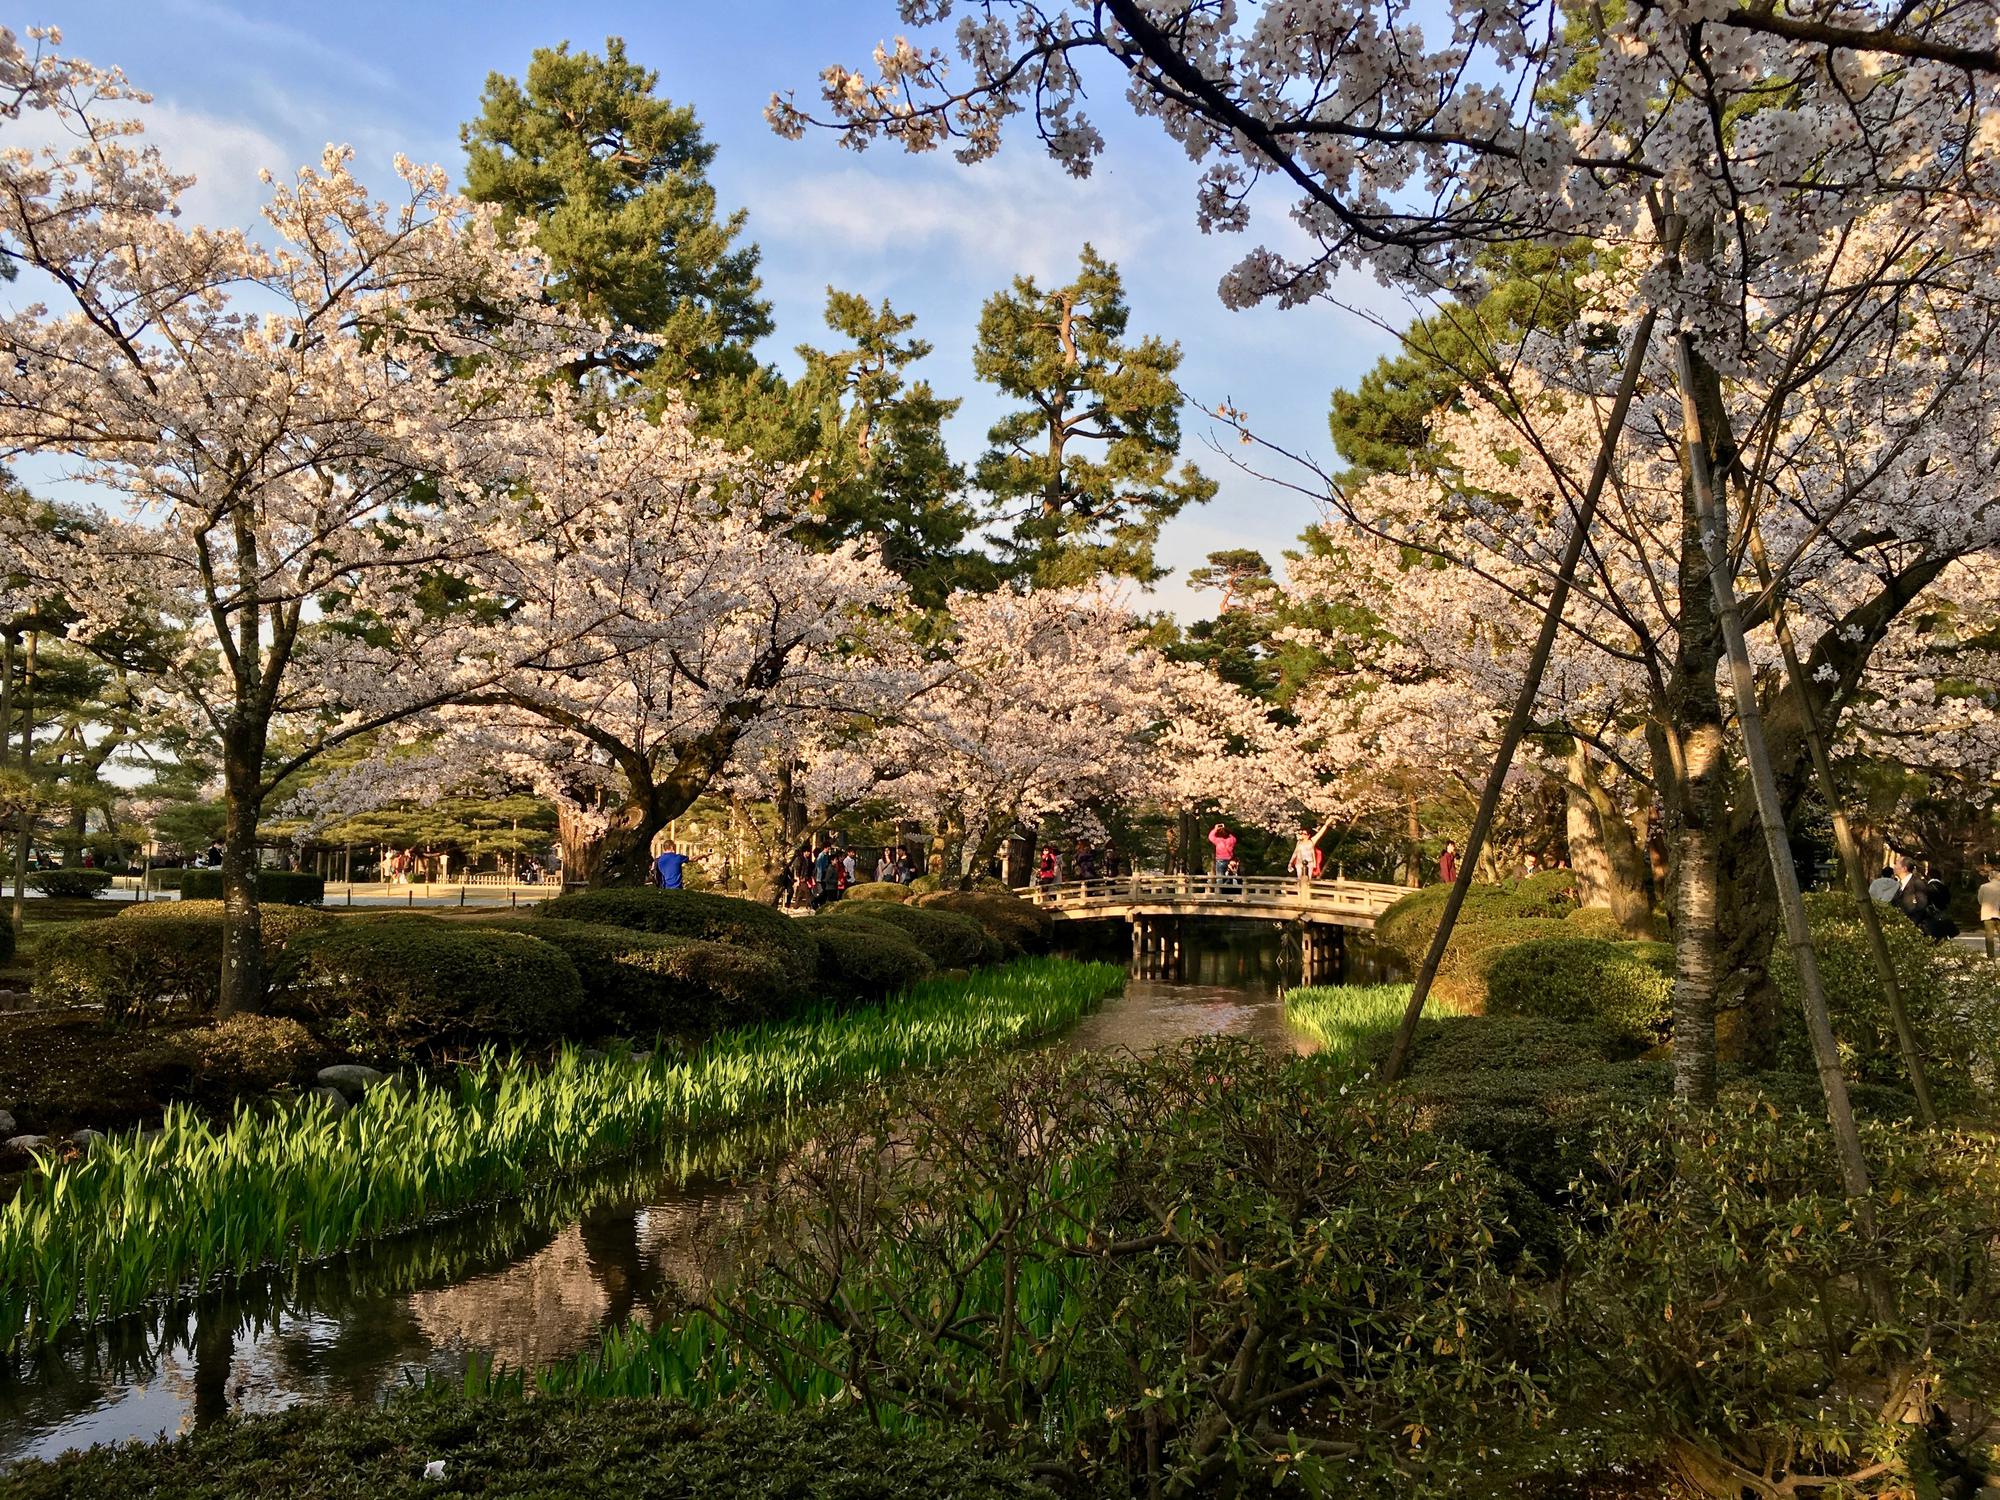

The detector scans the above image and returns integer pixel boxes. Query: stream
[0,922,1400,1466]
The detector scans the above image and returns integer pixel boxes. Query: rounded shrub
[1428,917,1576,1010]
[178,869,325,905]
[480,917,791,1035]
[27,869,113,899]
[1375,873,1578,965]
[1378,1014,1642,1077]
[1560,906,1625,940]
[818,900,1001,969]
[286,916,582,1047]
[842,881,910,903]
[912,890,1054,955]
[172,1013,319,1095]
[538,889,816,986]
[38,902,331,1022]
[1484,936,1674,1043]
[802,917,934,1005]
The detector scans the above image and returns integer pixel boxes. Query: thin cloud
[745,154,1164,283]
[158,0,401,93]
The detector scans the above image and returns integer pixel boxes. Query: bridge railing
[1026,873,1411,917]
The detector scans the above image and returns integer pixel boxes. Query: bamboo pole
[1743,521,1937,1125]
[1670,328,1876,1210]
[1382,306,1663,1081]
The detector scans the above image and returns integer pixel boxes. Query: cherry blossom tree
[295,405,908,887]
[0,31,611,1010]
[819,587,1175,879]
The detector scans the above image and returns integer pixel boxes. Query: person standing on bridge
[1209,822,1239,892]
[1037,844,1061,892]
[1287,830,1317,886]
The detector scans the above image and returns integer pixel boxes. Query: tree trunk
[557,800,605,888]
[1566,745,1655,934]
[593,791,669,888]
[1672,319,1877,1211]
[6,631,29,938]
[1667,726,1725,1101]
[215,712,267,1018]
[1399,793,1422,887]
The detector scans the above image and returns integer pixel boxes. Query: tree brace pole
[1382,304,1663,1082]
[1670,328,1877,1212]
[1742,521,1936,1125]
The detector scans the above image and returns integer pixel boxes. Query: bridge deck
[1027,874,1410,929]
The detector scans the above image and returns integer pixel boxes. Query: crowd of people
[775,841,921,909]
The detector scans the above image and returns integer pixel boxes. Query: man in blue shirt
[652,839,692,890]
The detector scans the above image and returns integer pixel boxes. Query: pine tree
[972,245,1214,587]
[461,37,771,393]
[704,289,993,606]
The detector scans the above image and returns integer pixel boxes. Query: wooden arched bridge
[1026,873,1413,978]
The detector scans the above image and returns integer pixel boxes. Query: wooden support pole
[1382,304,1663,1083]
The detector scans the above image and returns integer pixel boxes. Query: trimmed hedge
[479,916,792,1035]
[1375,869,1579,964]
[285,916,582,1046]
[0,1395,1056,1500]
[844,881,911,903]
[1484,936,1674,1043]
[803,916,935,1005]
[912,890,1055,956]
[38,902,332,1022]
[178,869,325,905]
[1427,917,1576,1010]
[27,869,112,899]
[820,900,1002,969]
[538,888,817,986]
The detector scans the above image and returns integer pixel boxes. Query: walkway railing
[1026,873,1411,923]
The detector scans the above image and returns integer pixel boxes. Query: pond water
[0,923,1401,1466]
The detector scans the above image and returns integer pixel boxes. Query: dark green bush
[37,902,330,1022]
[1428,916,1577,1009]
[171,1013,319,1095]
[1562,1104,2000,1497]
[178,869,325,905]
[285,916,582,1047]
[28,869,112,899]
[0,1394,1056,1500]
[1380,1014,1642,1075]
[480,916,791,1035]
[0,916,13,967]
[820,900,1002,969]
[1484,936,1674,1042]
[911,890,1054,955]
[803,917,935,1004]
[1375,871,1579,964]
[538,888,816,986]
[1774,892,2000,1113]
[143,868,186,892]
[660,1041,1551,1497]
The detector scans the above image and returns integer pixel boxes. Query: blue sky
[28,1,1414,615]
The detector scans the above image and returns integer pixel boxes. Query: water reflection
[0,926,1403,1466]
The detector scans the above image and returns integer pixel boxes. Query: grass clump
[1284,981,1412,1064]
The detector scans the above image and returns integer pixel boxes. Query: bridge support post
[1130,916,1144,970]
